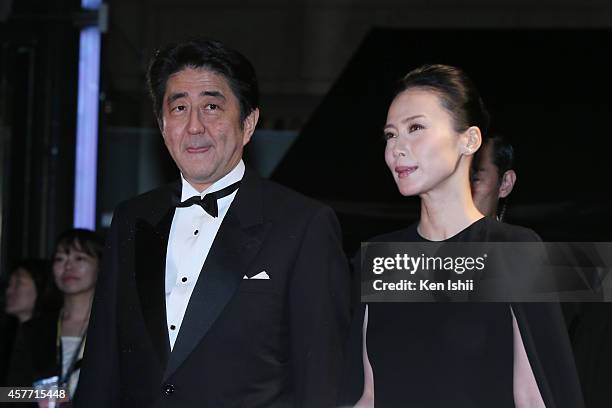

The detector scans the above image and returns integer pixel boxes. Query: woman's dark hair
[395,64,490,136]
[147,38,259,125]
[54,228,104,261]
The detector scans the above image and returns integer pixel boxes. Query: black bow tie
[176,180,241,217]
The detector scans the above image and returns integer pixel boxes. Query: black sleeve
[512,301,585,408]
[288,205,351,408]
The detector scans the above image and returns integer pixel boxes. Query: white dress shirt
[165,160,245,350]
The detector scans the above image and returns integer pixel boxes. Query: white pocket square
[243,271,270,280]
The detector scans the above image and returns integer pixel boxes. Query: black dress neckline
[411,215,489,242]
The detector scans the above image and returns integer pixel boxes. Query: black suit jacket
[74,168,351,408]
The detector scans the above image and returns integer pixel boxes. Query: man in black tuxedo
[74,39,351,407]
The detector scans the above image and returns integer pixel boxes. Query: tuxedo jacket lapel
[134,181,181,370]
[163,168,268,381]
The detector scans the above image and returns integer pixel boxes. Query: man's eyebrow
[200,90,226,100]
[166,90,226,105]
[167,92,187,105]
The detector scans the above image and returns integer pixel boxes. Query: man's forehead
[165,67,232,96]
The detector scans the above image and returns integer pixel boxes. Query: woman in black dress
[352,65,583,407]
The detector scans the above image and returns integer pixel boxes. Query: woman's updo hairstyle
[395,64,490,137]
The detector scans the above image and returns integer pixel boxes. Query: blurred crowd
[1,229,103,406]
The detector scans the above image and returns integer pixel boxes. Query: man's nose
[187,108,205,134]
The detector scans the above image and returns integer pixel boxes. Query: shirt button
[170,325,176,330]
[181,277,187,283]
[163,383,175,395]
[194,230,199,235]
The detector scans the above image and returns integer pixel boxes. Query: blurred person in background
[1,259,60,384]
[470,134,516,221]
[5,259,48,323]
[6,229,102,406]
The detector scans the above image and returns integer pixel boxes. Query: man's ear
[499,169,516,198]
[242,108,260,146]
[463,126,482,156]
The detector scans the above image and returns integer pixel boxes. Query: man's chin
[182,170,220,190]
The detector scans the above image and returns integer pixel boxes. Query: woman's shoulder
[482,217,542,242]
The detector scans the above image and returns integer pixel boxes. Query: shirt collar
[180,160,245,201]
